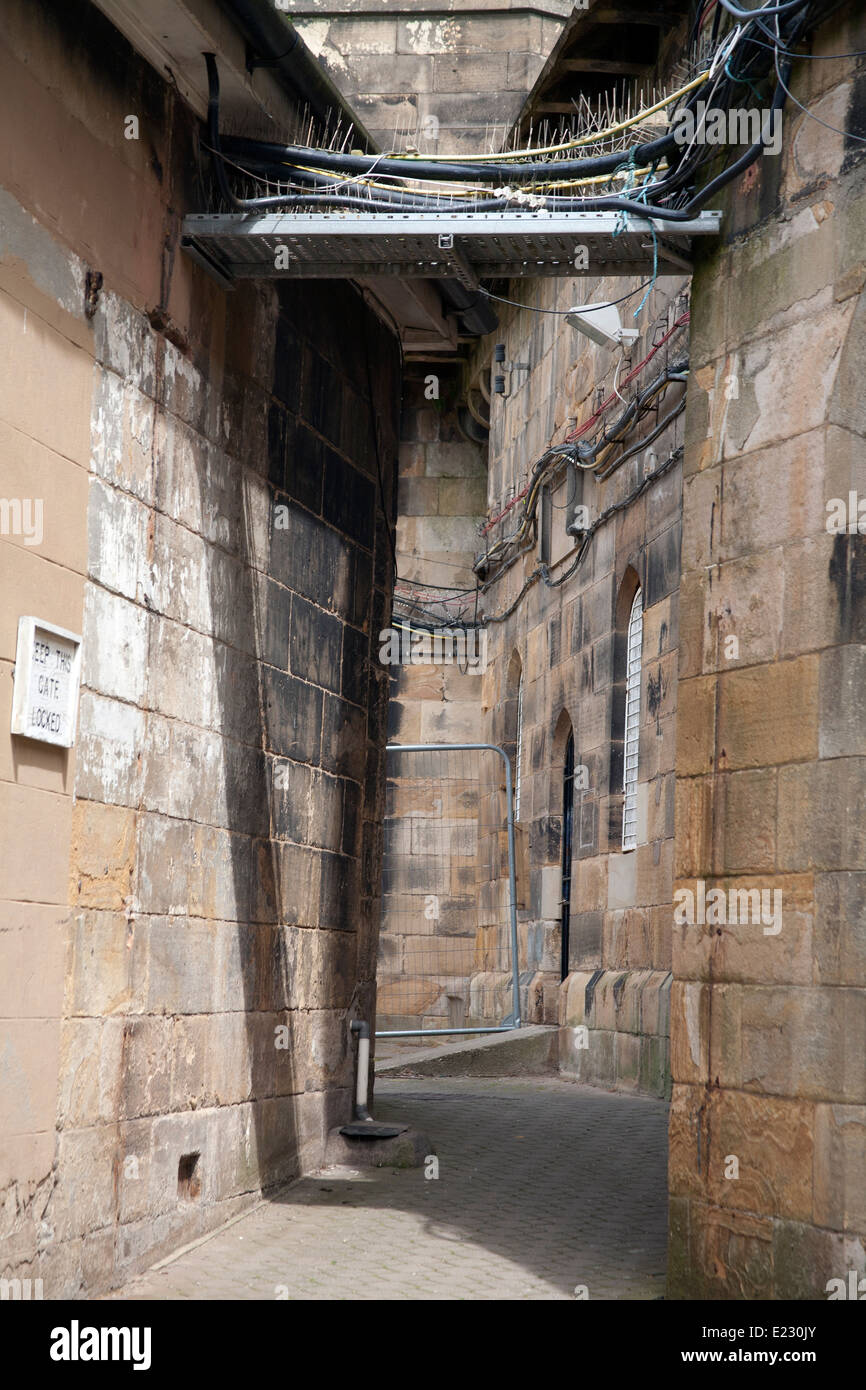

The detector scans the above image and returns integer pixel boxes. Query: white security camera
[565,302,639,349]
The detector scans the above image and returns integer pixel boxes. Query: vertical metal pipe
[496,744,522,1029]
[349,1020,371,1120]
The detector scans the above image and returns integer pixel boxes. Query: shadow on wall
[205,277,400,1218]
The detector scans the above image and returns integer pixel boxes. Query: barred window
[621,587,643,852]
[515,671,524,821]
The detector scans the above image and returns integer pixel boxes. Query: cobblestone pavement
[114,1078,669,1300]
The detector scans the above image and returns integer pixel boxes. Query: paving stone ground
[113,1077,669,1301]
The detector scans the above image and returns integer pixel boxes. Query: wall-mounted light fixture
[565,302,638,349]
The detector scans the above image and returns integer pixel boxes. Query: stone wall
[0,0,399,1296]
[363,1,692,1071]
[292,0,572,154]
[668,1,866,1299]
[377,364,492,1034]
[468,272,688,1095]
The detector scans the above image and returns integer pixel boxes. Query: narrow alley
[2,0,865,1342]
[111,1078,669,1301]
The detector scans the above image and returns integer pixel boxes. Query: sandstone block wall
[469,271,687,1084]
[0,0,399,1296]
[669,2,866,1298]
[292,0,571,154]
[377,365,495,1034]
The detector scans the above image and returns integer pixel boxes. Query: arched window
[610,567,642,852]
[621,587,643,851]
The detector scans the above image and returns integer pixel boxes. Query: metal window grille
[377,743,520,1038]
[514,676,524,822]
[622,588,643,852]
[560,730,575,982]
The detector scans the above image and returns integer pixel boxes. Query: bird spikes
[506,75,683,165]
[206,55,708,213]
[675,29,717,88]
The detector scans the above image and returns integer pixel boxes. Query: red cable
[565,310,690,443]
[699,0,719,33]
[480,310,690,536]
[481,479,534,535]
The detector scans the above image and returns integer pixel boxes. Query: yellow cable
[290,161,492,197]
[275,69,709,185]
[539,164,664,190]
[287,161,664,199]
[403,70,710,163]
[228,67,709,203]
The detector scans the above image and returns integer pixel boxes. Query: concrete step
[374,1025,558,1078]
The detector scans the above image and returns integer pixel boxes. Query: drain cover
[339,1122,409,1139]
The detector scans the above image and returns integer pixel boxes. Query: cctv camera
[565,302,638,349]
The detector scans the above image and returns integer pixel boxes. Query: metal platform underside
[181,210,722,286]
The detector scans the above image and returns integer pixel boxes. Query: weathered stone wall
[356,0,693,1078]
[377,364,491,1033]
[0,0,399,1296]
[668,2,866,1300]
[292,0,571,154]
[470,272,687,1095]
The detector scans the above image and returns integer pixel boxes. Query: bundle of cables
[474,351,689,579]
[205,0,851,634]
[204,0,845,224]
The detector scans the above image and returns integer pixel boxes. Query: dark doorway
[560,730,575,981]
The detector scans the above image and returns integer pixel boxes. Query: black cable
[538,543,589,590]
[482,446,684,622]
[646,48,794,219]
[478,358,689,578]
[222,145,713,215]
[396,579,478,593]
[218,35,753,216]
[549,465,578,510]
[576,360,689,468]
[772,31,866,141]
[200,65,734,219]
[205,61,516,213]
[595,396,687,480]
[208,142,706,216]
[205,53,243,210]
[390,609,484,633]
[688,0,707,51]
[218,61,753,212]
[477,278,657,316]
[746,33,866,58]
[220,127,680,185]
[205,0,832,224]
[215,154,522,212]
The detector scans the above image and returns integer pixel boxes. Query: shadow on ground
[269,1076,670,1299]
[112,1077,669,1300]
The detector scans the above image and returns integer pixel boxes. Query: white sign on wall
[11,617,82,748]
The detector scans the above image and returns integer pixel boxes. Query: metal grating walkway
[181,209,722,286]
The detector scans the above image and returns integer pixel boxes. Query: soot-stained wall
[0,0,399,1297]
